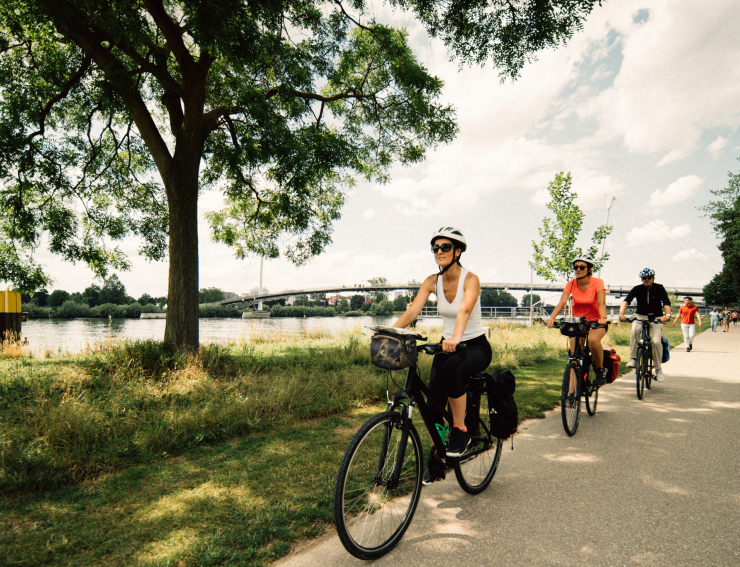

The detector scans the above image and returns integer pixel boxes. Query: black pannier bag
[369,328,423,371]
[559,317,590,337]
[484,370,518,439]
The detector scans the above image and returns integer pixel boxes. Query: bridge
[213,281,706,310]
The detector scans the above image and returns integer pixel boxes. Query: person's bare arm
[547,288,571,327]
[393,274,435,329]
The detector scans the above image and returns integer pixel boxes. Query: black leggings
[427,333,493,429]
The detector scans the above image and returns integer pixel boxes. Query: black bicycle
[626,315,663,400]
[552,317,607,436]
[333,339,504,560]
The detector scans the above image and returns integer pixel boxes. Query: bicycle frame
[384,361,491,488]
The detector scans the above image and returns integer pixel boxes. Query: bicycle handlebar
[625,316,665,324]
[551,318,607,330]
[417,342,467,355]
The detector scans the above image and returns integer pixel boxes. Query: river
[16,316,444,356]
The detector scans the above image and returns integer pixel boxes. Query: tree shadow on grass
[0,413,374,567]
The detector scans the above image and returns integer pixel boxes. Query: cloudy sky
[7,0,739,303]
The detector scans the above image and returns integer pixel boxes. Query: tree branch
[25,54,92,143]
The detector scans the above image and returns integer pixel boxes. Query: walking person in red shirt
[673,296,702,352]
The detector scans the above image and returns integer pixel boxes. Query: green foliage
[369,299,394,316]
[99,274,128,305]
[702,158,740,298]
[47,289,71,308]
[137,293,155,306]
[270,305,336,317]
[481,289,518,307]
[530,172,612,282]
[703,272,740,306]
[367,277,388,302]
[294,295,310,307]
[360,301,372,312]
[81,285,101,308]
[521,293,542,307]
[0,0,601,348]
[199,304,240,318]
[350,294,366,311]
[393,294,410,311]
[337,297,350,313]
[198,287,225,304]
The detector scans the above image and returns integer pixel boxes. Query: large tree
[0,0,600,349]
[702,159,740,305]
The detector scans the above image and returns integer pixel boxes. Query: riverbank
[0,322,706,566]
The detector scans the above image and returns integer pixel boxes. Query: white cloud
[672,248,705,262]
[363,209,374,218]
[647,175,704,208]
[626,220,691,246]
[579,0,740,159]
[708,136,729,157]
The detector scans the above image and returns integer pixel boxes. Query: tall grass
[0,322,597,493]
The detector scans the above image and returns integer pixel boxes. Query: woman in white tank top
[393,227,492,480]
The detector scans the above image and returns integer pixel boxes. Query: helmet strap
[438,251,462,275]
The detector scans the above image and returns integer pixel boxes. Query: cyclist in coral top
[547,254,609,386]
[672,296,702,352]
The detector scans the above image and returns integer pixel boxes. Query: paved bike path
[277,329,740,567]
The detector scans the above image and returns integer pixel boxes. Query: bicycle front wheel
[334,411,423,560]
[454,390,504,494]
[561,363,581,436]
[645,348,653,390]
[636,347,645,399]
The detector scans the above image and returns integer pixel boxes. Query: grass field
[0,321,706,566]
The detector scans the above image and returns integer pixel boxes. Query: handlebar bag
[559,318,590,337]
[661,336,670,363]
[602,346,621,384]
[370,332,418,370]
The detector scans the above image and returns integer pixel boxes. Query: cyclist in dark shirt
[618,268,671,381]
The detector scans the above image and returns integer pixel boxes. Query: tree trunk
[163,147,201,351]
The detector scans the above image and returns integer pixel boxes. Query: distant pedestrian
[733,310,738,326]
[673,296,702,351]
[710,308,720,332]
[722,307,731,332]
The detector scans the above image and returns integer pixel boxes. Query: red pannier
[602,345,621,384]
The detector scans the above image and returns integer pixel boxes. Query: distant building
[249,287,269,296]
[327,294,342,306]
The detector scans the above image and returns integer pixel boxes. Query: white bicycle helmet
[639,268,655,278]
[430,227,467,251]
[572,253,594,267]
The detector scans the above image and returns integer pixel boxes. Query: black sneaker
[686,347,690,352]
[446,427,471,457]
[422,468,440,486]
[689,344,693,351]
[595,368,607,386]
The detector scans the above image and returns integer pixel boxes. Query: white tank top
[436,267,486,341]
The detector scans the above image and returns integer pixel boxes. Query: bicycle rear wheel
[454,389,504,494]
[334,411,423,560]
[561,363,581,436]
[636,347,645,399]
[585,379,598,416]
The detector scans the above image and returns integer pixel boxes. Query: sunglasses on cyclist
[641,276,654,280]
[574,264,589,271]
[431,243,453,254]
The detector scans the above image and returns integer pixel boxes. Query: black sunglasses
[641,276,654,280]
[574,264,588,271]
[432,243,453,253]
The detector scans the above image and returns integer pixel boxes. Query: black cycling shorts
[427,333,492,427]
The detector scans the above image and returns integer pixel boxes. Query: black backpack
[484,370,518,439]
